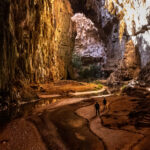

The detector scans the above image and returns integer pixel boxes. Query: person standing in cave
[95,102,100,116]
[103,97,107,111]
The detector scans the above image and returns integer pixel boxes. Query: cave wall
[107,40,141,84]
[0,0,75,92]
[1,0,150,91]
[71,13,107,79]
[104,0,150,83]
[69,0,150,82]
[69,0,127,72]
[105,0,150,67]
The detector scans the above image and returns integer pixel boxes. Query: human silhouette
[103,97,107,111]
[95,102,100,116]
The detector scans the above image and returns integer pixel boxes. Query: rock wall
[1,0,150,91]
[107,40,141,84]
[0,0,75,92]
[105,0,150,67]
[138,62,150,85]
[69,0,150,82]
[69,0,127,74]
[104,0,150,83]
[71,13,107,78]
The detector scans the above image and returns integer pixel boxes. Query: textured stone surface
[69,0,150,80]
[105,0,150,67]
[101,0,150,83]
[0,0,75,93]
[107,40,141,84]
[72,13,106,62]
[138,62,150,85]
[1,0,150,93]
[69,0,127,75]
[71,13,107,78]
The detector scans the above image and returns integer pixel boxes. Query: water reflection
[0,98,59,126]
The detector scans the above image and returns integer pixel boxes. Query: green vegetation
[72,53,102,79]
[78,64,101,79]
[93,80,102,85]
[93,80,104,90]
[121,84,127,91]
[72,53,82,69]
[97,83,103,89]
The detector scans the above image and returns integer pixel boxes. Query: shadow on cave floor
[0,93,150,150]
[0,80,150,150]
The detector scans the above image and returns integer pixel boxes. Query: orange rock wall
[0,0,76,91]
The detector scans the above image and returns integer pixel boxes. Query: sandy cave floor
[0,80,150,150]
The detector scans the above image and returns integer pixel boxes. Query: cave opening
[71,13,107,80]
[67,0,124,81]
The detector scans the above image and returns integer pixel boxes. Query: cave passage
[0,0,150,150]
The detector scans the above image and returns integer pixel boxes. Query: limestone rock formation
[0,0,150,94]
[0,0,75,94]
[102,0,150,84]
[107,40,141,84]
[71,13,107,78]
[69,0,150,81]
[76,0,150,81]
[105,0,150,67]
[138,62,150,85]
[69,0,127,75]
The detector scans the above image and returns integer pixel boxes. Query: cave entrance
[71,13,107,80]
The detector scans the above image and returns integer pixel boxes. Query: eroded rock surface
[138,62,150,85]
[69,0,129,78]
[108,40,141,84]
[105,0,150,67]
[0,0,75,93]
[70,0,150,82]
[71,13,107,78]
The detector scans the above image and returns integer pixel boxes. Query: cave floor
[0,81,150,150]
